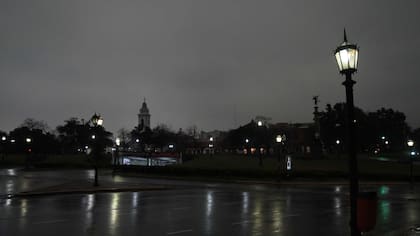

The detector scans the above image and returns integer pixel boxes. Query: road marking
[33,219,69,224]
[167,229,193,235]
[232,220,251,225]
[171,207,190,210]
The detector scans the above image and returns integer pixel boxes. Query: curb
[8,186,169,198]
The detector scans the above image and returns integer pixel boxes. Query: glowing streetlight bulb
[115,138,121,146]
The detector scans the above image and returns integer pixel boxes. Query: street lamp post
[245,138,250,156]
[1,136,6,161]
[91,113,103,187]
[335,29,360,236]
[408,140,415,184]
[114,137,121,171]
[276,135,283,162]
[25,137,32,169]
[209,136,214,156]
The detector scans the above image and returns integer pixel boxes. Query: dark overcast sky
[1,1,420,134]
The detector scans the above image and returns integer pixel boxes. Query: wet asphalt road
[1,169,420,235]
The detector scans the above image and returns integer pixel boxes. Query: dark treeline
[0,103,419,157]
[319,103,413,153]
[0,118,113,156]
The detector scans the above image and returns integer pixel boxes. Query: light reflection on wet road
[1,169,420,235]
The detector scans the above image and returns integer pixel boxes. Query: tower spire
[344,28,348,42]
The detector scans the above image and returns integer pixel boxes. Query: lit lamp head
[335,29,359,75]
[257,121,263,127]
[1,136,6,141]
[209,137,214,142]
[276,135,283,143]
[408,140,414,147]
[25,138,32,143]
[91,113,103,126]
[115,138,121,146]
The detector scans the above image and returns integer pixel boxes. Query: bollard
[285,155,292,177]
[357,191,377,233]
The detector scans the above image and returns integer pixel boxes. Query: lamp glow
[116,138,121,146]
[335,30,359,74]
[408,140,414,147]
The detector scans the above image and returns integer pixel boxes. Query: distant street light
[1,136,7,160]
[275,135,283,162]
[91,113,103,127]
[257,120,263,127]
[91,135,96,140]
[408,140,414,147]
[209,136,214,156]
[136,139,140,143]
[335,29,360,236]
[114,138,121,168]
[336,140,341,145]
[115,138,121,146]
[90,113,103,187]
[408,140,416,184]
[25,138,32,143]
[245,138,249,143]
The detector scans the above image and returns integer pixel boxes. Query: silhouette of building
[138,99,151,131]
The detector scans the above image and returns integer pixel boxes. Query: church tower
[138,98,151,131]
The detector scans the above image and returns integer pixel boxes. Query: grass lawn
[168,154,418,180]
[1,153,417,180]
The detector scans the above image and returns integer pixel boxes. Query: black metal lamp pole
[91,113,103,187]
[334,29,360,236]
[408,140,415,184]
[344,72,359,236]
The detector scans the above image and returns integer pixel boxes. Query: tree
[57,118,90,154]
[116,128,131,151]
[367,108,410,151]
[319,104,410,154]
[20,118,50,133]
[9,119,59,155]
